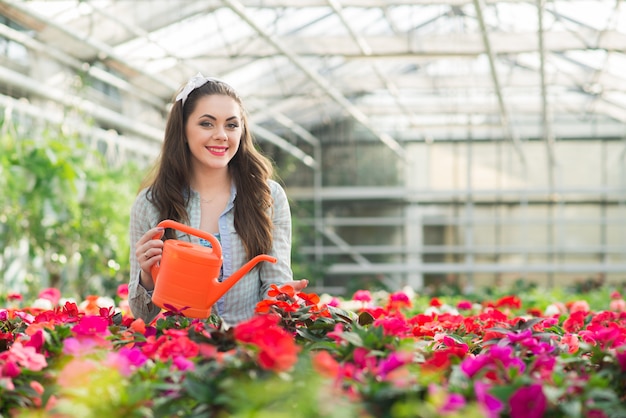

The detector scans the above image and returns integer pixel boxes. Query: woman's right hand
[135,227,165,289]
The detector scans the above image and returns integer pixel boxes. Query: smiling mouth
[207,146,228,154]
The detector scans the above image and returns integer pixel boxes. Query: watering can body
[150,219,277,318]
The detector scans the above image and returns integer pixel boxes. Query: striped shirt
[128,179,293,326]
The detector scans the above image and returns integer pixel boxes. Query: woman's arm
[128,189,163,323]
[259,180,294,296]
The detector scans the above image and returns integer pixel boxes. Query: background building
[1,0,625,296]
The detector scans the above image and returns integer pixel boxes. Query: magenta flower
[172,355,195,371]
[460,354,491,378]
[579,324,623,349]
[71,315,111,338]
[374,316,410,337]
[488,345,526,373]
[440,392,466,413]
[352,290,372,303]
[615,349,626,372]
[106,347,148,376]
[460,345,526,382]
[352,347,377,370]
[1,360,21,378]
[509,384,547,418]
[389,291,411,306]
[377,351,411,379]
[474,381,504,418]
[117,284,129,299]
[456,300,473,310]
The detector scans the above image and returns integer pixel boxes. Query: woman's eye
[200,121,213,127]
[228,123,239,129]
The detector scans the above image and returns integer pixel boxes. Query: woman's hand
[135,227,165,289]
[286,279,309,292]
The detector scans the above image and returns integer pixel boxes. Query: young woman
[128,73,307,325]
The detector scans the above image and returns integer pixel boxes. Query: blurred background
[0,0,625,300]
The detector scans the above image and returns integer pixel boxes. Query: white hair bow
[175,72,228,105]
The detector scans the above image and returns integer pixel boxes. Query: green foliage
[0,118,143,299]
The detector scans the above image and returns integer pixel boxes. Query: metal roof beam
[537,0,557,167]
[0,21,165,109]
[326,0,423,135]
[223,0,407,160]
[473,0,526,163]
[0,0,180,94]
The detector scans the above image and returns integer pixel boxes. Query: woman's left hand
[284,279,309,292]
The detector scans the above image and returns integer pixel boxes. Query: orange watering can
[150,219,277,318]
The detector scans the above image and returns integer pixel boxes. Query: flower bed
[1,284,626,417]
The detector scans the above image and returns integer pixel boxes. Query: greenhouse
[1,1,626,417]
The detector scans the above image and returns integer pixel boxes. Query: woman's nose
[213,128,228,140]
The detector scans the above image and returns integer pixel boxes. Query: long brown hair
[141,79,274,259]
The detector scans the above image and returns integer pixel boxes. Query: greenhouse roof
[1,0,625,163]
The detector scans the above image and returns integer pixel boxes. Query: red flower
[268,283,295,299]
[563,311,587,333]
[157,336,199,361]
[495,295,522,309]
[298,292,320,306]
[234,314,300,372]
[7,293,22,302]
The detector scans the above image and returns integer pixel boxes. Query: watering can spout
[206,254,277,311]
[221,255,277,288]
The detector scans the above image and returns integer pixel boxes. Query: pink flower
[509,384,547,418]
[117,284,129,299]
[56,358,98,388]
[6,342,47,371]
[374,316,410,337]
[609,299,626,312]
[569,300,590,314]
[63,337,102,356]
[38,288,61,306]
[377,352,411,379]
[327,323,346,345]
[352,290,372,303]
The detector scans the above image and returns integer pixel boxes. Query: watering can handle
[153,219,222,260]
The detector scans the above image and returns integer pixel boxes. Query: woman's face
[185,94,242,172]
